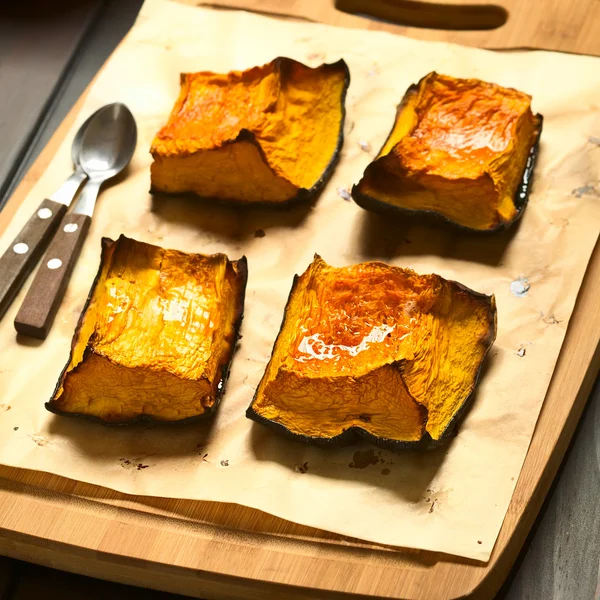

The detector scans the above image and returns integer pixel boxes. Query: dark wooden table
[0,2,599,598]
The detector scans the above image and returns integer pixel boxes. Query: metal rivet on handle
[47,258,62,270]
[37,208,53,219]
[13,243,29,254]
[63,223,78,233]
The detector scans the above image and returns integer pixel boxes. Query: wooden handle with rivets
[0,199,68,320]
[14,213,91,339]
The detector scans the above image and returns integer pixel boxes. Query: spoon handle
[0,199,68,321]
[14,213,91,339]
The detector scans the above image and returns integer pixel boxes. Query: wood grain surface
[0,1,599,599]
[196,0,600,56]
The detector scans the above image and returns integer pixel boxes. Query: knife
[0,110,99,320]
[0,168,88,321]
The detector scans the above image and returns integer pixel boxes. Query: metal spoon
[0,110,97,320]
[14,103,137,339]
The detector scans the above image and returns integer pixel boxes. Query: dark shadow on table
[358,209,524,267]
[249,422,447,502]
[46,406,222,462]
[15,334,44,348]
[150,191,316,243]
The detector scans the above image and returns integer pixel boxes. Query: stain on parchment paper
[509,276,530,297]
[367,63,379,77]
[29,434,50,447]
[294,461,309,474]
[119,457,150,470]
[337,187,352,202]
[588,136,600,146]
[349,448,396,472]
[423,487,453,514]
[379,451,394,465]
[541,312,562,325]
[349,449,380,469]
[516,340,532,357]
[571,184,599,198]
[0,404,11,412]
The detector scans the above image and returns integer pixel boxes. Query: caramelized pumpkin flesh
[248,256,496,448]
[48,235,247,424]
[353,72,542,231]
[151,57,349,205]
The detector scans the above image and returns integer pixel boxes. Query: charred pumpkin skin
[46,235,247,425]
[352,73,543,232]
[247,256,497,451]
[150,57,350,207]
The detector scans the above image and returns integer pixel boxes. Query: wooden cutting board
[0,3,599,600]
[197,0,600,56]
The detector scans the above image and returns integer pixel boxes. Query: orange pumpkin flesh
[47,235,247,424]
[150,57,349,205]
[353,72,542,231]
[247,256,496,449]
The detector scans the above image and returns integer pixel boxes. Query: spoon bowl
[71,111,95,166]
[79,103,137,181]
[72,103,137,217]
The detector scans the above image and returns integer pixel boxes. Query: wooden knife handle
[14,213,91,339]
[0,199,67,320]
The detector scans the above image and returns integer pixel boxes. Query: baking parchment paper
[0,0,599,561]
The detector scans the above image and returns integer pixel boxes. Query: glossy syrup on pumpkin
[289,264,430,376]
[397,73,532,179]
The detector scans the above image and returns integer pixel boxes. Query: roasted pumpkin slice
[247,256,496,449]
[47,235,247,424]
[353,72,543,231]
[150,57,349,205]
